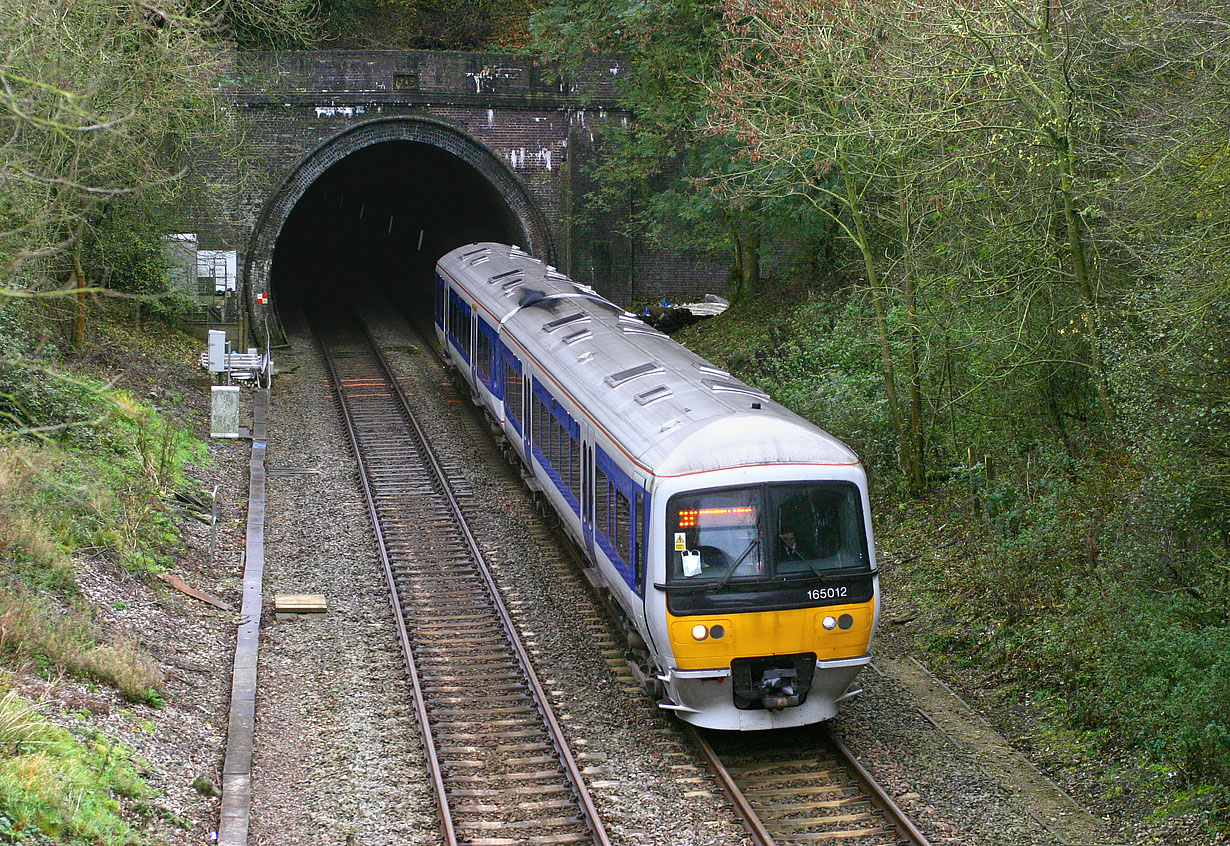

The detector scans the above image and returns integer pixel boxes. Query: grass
[0,687,146,845]
[1,304,209,706]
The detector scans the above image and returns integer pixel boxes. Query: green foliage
[313,0,543,49]
[0,688,146,844]
[0,306,205,703]
[533,0,820,295]
[1047,594,1230,784]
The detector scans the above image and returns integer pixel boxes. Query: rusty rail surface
[689,724,932,846]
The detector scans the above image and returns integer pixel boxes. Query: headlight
[821,615,838,631]
[709,624,725,640]
[692,624,709,641]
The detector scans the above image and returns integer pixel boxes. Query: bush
[1048,593,1230,785]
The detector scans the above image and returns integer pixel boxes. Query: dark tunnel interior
[270,140,525,323]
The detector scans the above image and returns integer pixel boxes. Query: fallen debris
[156,572,234,612]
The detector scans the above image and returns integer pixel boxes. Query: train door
[446,288,471,365]
[521,372,531,460]
[581,427,596,560]
[433,274,445,339]
[474,317,497,400]
[498,341,524,453]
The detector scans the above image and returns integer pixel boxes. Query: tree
[533,0,790,297]
[706,0,982,491]
[0,0,315,342]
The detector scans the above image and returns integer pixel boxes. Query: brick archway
[244,116,554,330]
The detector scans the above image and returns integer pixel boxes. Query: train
[434,243,880,731]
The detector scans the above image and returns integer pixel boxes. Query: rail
[316,313,610,846]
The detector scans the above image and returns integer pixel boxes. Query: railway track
[315,315,610,846]
[692,725,930,846]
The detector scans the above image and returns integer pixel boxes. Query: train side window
[569,432,581,503]
[542,397,549,459]
[635,491,645,590]
[596,466,609,537]
[534,394,545,458]
[615,489,632,563]
[551,412,560,470]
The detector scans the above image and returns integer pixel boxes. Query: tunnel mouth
[271,139,525,322]
[246,117,552,336]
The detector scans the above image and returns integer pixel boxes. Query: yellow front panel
[668,601,874,670]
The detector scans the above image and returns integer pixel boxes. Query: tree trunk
[73,241,86,347]
[898,169,926,493]
[740,213,761,295]
[841,156,910,481]
[1037,0,1116,432]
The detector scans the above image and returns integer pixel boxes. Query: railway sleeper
[455,817,585,832]
[447,785,570,798]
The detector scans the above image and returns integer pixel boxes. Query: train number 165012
[807,586,848,601]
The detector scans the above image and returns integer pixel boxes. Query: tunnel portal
[271,139,526,318]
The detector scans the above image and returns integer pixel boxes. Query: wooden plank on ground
[274,594,327,613]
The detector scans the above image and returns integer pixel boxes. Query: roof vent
[619,323,664,338]
[635,385,673,406]
[543,312,589,332]
[563,329,592,345]
[702,377,769,401]
[489,269,520,284]
[693,361,731,378]
[461,246,487,258]
[605,361,663,387]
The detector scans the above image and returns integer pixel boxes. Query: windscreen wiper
[707,536,761,593]
[777,563,879,584]
[655,536,761,593]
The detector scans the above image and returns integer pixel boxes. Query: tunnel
[266,133,541,327]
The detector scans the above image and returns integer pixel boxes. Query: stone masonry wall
[191,49,732,324]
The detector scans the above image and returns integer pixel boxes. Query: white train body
[435,243,880,730]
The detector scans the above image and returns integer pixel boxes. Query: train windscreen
[664,482,873,613]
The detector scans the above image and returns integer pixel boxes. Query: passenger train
[435,243,880,731]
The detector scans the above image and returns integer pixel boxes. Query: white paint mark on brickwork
[542,149,552,171]
[487,109,494,125]
[469,64,522,94]
[315,106,365,118]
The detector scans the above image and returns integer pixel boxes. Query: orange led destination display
[677,506,756,528]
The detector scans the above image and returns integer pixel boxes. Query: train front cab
[648,467,880,731]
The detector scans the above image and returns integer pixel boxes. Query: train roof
[437,243,860,479]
